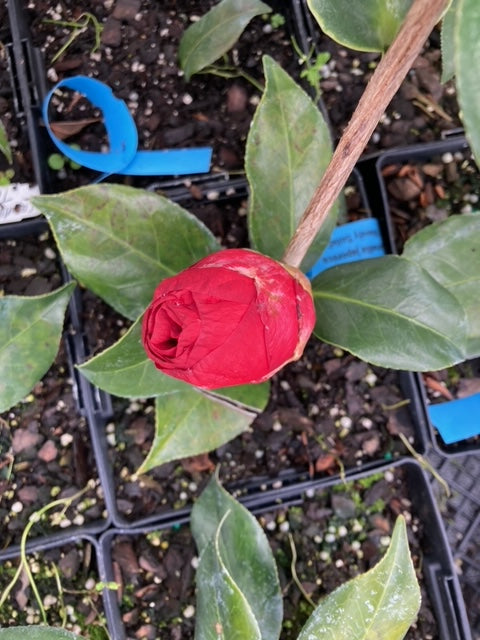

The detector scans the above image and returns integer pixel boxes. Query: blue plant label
[428,393,480,444]
[306,218,385,280]
[43,76,212,178]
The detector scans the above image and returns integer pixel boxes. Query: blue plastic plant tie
[43,76,212,176]
[306,217,385,279]
[428,393,480,444]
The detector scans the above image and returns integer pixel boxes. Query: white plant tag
[0,183,41,224]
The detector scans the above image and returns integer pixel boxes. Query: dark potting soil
[0,539,108,637]
[0,232,106,546]
[308,23,462,151]
[105,337,419,523]
[112,465,438,640]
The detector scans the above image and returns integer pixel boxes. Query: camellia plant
[1,0,477,636]
[2,0,478,470]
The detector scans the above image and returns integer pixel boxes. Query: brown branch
[282,0,449,268]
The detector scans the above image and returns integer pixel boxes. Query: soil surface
[0,539,107,637]
[0,232,106,547]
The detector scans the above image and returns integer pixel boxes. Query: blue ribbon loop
[43,76,212,176]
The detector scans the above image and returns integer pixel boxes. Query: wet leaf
[312,255,466,370]
[49,117,102,140]
[179,0,271,81]
[298,516,420,639]
[306,0,412,52]
[247,56,341,272]
[192,475,282,640]
[33,184,220,320]
[138,391,256,471]
[0,627,85,639]
[0,118,12,165]
[0,282,75,412]
[403,213,480,357]
[455,0,480,166]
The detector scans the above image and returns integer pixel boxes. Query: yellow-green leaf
[298,516,420,639]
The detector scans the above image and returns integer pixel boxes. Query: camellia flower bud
[142,249,316,389]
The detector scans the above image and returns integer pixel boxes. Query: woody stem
[282,0,449,268]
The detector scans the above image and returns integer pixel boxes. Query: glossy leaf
[137,391,257,472]
[403,213,480,357]
[33,185,221,320]
[456,0,480,166]
[0,283,75,412]
[192,475,282,640]
[247,56,340,272]
[441,0,458,83]
[0,629,84,640]
[306,0,412,52]
[0,118,12,164]
[298,516,420,640]
[312,255,466,370]
[208,382,269,413]
[178,0,271,81]
[78,316,270,410]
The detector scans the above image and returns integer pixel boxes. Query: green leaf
[78,316,187,397]
[403,213,480,357]
[455,0,480,167]
[0,118,13,165]
[32,185,221,320]
[306,0,412,52]
[312,255,467,370]
[0,629,85,640]
[178,0,271,81]
[298,515,420,640]
[78,316,270,410]
[441,0,458,83]
[246,56,341,272]
[208,382,269,412]
[0,283,75,412]
[138,391,257,472]
[192,475,282,640]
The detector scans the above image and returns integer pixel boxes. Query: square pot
[96,459,471,640]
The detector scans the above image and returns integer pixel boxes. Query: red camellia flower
[142,249,316,389]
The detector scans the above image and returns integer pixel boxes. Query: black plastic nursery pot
[61,172,433,532]
[96,458,471,640]
[0,223,109,559]
[371,136,480,457]
[0,533,108,636]
[6,0,329,197]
